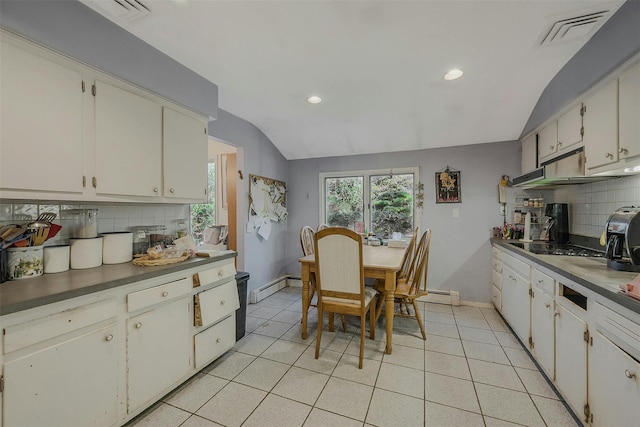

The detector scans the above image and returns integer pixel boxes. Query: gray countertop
[491,239,640,315]
[0,252,237,316]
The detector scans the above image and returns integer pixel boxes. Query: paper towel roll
[521,212,533,242]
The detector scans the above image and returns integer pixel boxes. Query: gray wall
[522,0,640,136]
[287,141,522,303]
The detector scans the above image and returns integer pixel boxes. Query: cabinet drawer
[194,261,236,287]
[492,268,502,290]
[127,277,192,312]
[4,299,116,354]
[194,314,235,369]
[492,285,502,311]
[194,280,239,327]
[531,269,555,294]
[492,247,503,261]
[593,302,640,362]
[503,253,530,279]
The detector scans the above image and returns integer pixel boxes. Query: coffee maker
[544,203,570,243]
[605,206,640,272]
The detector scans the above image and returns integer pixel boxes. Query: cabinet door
[557,103,583,151]
[589,330,640,427]
[3,324,118,427]
[584,79,619,170]
[538,121,558,162]
[127,297,191,412]
[501,264,530,343]
[530,285,554,380]
[0,39,84,194]
[619,62,640,160]
[555,302,588,422]
[94,80,162,198]
[521,133,537,173]
[163,107,208,201]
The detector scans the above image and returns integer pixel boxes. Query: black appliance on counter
[605,206,640,272]
[545,203,569,244]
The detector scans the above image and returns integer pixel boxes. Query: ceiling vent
[538,6,618,47]
[80,0,168,23]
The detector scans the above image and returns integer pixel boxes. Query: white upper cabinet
[619,62,640,160]
[584,79,619,170]
[537,121,558,162]
[163,107,208,202]
[0,37,84,194]
[556,103,583,151]
[521,133,537,173]
[94,80,163,198]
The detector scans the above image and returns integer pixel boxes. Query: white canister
[43,245,70,273]
[101,232,133,264]
[7,246,44,280]
[70,237,103,269]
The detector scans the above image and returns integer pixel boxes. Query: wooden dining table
[299,244,406,354]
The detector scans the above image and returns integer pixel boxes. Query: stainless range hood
[513,147,615,189]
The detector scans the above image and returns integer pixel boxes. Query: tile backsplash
[550,174,640,238]
[0,200,190,246]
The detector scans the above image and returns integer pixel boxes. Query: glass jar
[69,209,99,238]
[130,226,150,256]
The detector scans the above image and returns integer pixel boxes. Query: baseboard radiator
[249,276,289,304]
[420,289,460,306]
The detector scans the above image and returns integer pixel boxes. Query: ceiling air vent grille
[538,9,613,47]
[80,0,167,23]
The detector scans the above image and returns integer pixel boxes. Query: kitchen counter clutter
[491,239,640,426]
[0,250,239,427]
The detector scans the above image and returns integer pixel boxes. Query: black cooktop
[508,241,605,257]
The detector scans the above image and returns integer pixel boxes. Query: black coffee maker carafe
[544,203,569,243]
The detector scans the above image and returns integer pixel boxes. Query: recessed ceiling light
[444,69,464,81]
[307,95,322,104]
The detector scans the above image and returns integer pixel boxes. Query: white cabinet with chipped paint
[584,79,619,171]
[618,61,640,161]
[530,269,555,380]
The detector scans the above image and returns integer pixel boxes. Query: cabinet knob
[220,299,226,305]
[557,141,563,147]
[538,279,544,284]
[544,303,550,308]
[605,152,614,159]
[135,322,142,329]
[619,147,629,155]
[170,188,175,194]
[218,270,224,277]
[554,311,560,317]
[216,338,221,343]
[162,291,169,297]
[153,187,159,193]
[105,334,114,342]
[625,370,636,379]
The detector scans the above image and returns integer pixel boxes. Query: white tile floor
[127,287,579,427]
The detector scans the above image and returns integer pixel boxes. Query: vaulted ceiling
[80,0,624,160]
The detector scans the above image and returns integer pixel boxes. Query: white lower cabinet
[3,323,118,427]
[501,261,530,344]
[589,330,640,426]
[555,297,589,423]
[530,283,555,380]
[127,297,191,412]
[194,314,236,369]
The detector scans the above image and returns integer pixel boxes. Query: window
[320,167,418,238]
[190,161,216,242]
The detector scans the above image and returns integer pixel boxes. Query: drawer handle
[218,270,224,277]
[135,322,142,329]
[105,334,114,342]
[162,291,169,297]
[625,370,636,379]
[545,303,550,308]
[220,299,226,305]
[153,187,159,193]
[169,188,175,193]
[538,279,544,284]
[216,338,221,343]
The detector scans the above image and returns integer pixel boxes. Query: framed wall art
[435,166,461,203]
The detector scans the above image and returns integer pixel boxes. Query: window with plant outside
[320,168,418,238]
[190,162,215,243]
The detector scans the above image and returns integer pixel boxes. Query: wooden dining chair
[317,223,328,231]
[300,225,346,331]
[391,229,432,340]
[373,227,419,322]
[314,227,377,368]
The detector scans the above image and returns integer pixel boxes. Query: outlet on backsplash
[0,200,190,246]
